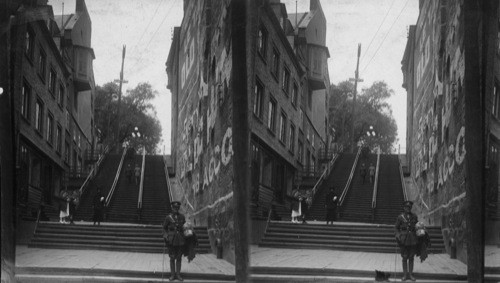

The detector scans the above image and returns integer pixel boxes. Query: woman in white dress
[290,193,302,223]
[59,198,69,223]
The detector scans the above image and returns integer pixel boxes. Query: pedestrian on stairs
[162,201,186,281]
[67,197,76,224]
[92,188,104,226]
[395,200,418,281]
[325,187,338,225]
[134,164,141,185]
[360,163,367,184]
[290,190,301,223]
[125,164,132,184]
[300,196,309,224]
[369,163,376,184]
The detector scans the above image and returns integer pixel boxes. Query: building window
[35,99,43,134]
[497,19,500,55]
[267,97,276,132]
[25,27,35,61]
[257,26,268,58]
[298,140,303,163]
[282,66,290,95]
[279,111,287,144]
[56,124,62,153]
[271,47,280,80]
[493,82,500,119]
[292,82,298,106]
[49,68,56,96]
[289,123,295,153]
[46,112,54,145]
[38,48,46,81]
[312,133,315,148]
[66,109,70,131]
[65,141,70,164]
[254,78,264,118]
[21,80,31,120]
[58,83,64,107]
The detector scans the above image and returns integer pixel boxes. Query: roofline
[262,3,305,77]
[33,19,71,77]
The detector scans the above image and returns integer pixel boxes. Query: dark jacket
[183,232,198,262]
[395,212,418,246]
[162,212,186,246]
[300,198,309,215]
[325,192,338,210]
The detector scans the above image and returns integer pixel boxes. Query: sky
[47,0,419,154]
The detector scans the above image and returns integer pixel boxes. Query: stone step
[31,222,212,254]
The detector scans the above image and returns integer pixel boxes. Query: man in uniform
[163,201,186,281]
[395,200,418,281]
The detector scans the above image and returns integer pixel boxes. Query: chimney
[310,0,320,11]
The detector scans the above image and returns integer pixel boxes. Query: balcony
[307,44,329,91]
[73,45,95,92]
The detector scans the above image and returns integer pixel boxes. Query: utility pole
[232,0,250,281]
[464,0,484,280]
[349,43,363,153]
[114,45,128,151]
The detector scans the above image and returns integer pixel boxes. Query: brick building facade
[11,0,95,214]
[402,0,468,262]
[167,0,330,262]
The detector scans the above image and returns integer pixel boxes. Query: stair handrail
[310,147,342,204]
[371,146,381,210]
[398,154,408,201]
[137,146,146,212]
[339,146,362,206]
[105,146,127,207]
[163,155,174,203]
[33,188,44,236]
[77,145,109,200]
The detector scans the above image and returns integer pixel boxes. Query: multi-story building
[166,0,330,262]
[402,0,467,262]
[54,0,96,178]
[11,0,95,215]
[485,1,500,247]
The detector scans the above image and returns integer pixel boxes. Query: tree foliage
[329,80,398,153]
[95,82,162,154]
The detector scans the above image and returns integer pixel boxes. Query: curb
[249,266,468,281]
[15,266,235,281]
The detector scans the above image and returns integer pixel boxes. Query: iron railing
[371,146,381,220]
[339,146,362,206]
[398,154,408,201]
[77,145,109,203]
[310,144,344,205]
[163,155,174,204]
[105,147,127,207]
[137,147,146,218]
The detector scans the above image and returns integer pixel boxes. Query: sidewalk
[15,217,500,282]
[15,245,235,282]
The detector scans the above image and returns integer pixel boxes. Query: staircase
[259,222,446,253]
[139,155,172,224]
[339,154,376,222]
[75,154,122,222]
[374,155,406,224]
[306,153,356,221]
[30,222,211,254]
[105,155,142,223]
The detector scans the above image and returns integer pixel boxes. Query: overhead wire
[360,0,396,63]
[361,0,411,73]
[130,0,165,54]
[127,0,177,73]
